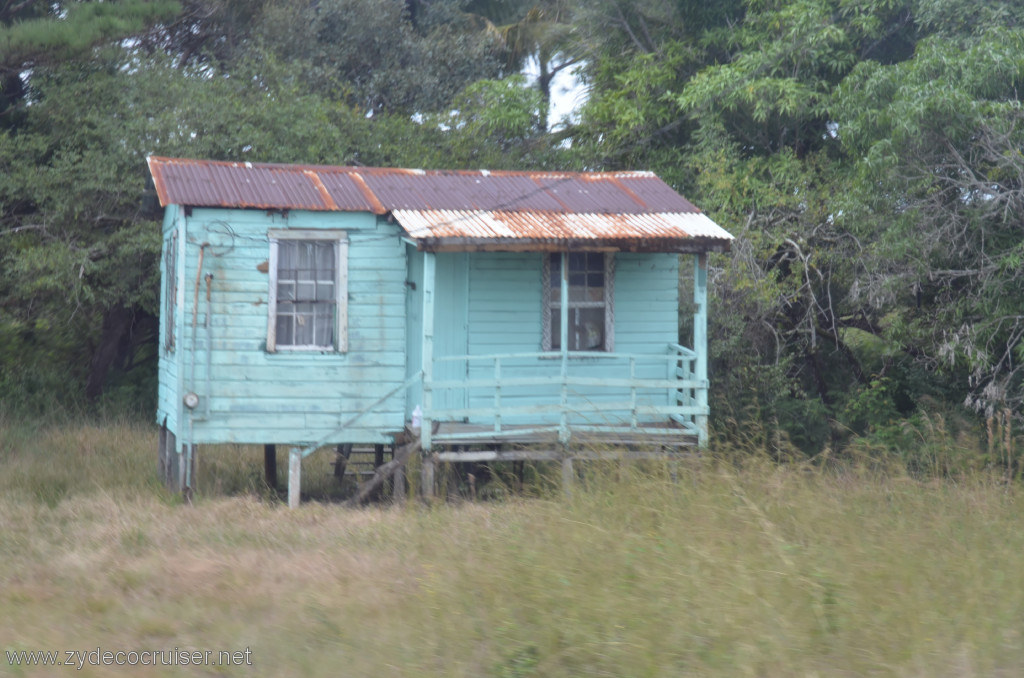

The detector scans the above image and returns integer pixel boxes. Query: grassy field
[2,420,1024,676]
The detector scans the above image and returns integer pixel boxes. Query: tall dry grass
[2,420,1024,676]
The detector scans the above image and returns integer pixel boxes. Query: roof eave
[412,236,733,254]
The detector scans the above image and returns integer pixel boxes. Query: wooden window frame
[163,229,178,353]
[541,252,615,352]
[266,229,348,353]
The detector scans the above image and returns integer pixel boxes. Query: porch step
[330,445,395,480]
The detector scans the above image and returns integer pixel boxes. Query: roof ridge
[147,156,659,180]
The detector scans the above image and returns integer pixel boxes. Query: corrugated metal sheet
[148,157,349,211]
[147,156,733,249]
[148,157,701,214]
[392,209,733,246]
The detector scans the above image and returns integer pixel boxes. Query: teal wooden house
[148,157,733,504]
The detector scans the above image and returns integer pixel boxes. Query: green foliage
[596,0,1024,452]
[0,1,180,67]
[449,75,543,142]
[254,0,506,115]
[831,21,1024,416]
[430,74,563,168]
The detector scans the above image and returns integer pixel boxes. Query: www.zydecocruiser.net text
[6,647,253,670]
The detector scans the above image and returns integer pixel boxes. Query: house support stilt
[288,449,301,509]
[264,444,277,489]
[693,253,709,447]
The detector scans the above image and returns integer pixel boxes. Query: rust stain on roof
[302,170,338,211]
[347,172,387,215]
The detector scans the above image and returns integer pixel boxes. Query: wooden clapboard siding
[404,245,424,417]
[454,252,680,427]
[173,208,408,445]
[403,250,470,417]
[432,252,470,414]
[614,253,679,351]
[156,204,184,436]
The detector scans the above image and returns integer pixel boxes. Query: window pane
[571,307,605,350]
[277,281,295,301]
[276,314,293,346]
[293,303,314,344]
[316,243,334,270]
[569,285,589,302]
[569,252,585,269]
[296,281,315,300]
[587,252,603,270]
[279,242,296,268]
[314,307,334,346]
[551,308,605,350]
[587,273,604,288]
[315,281,334,302]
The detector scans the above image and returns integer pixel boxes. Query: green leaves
[0,1,180,69]
[253,0,505,116]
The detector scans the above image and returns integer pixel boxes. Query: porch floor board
[431,421,698,449]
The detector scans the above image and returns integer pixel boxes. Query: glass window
[267,233,347,352]
[544,252,614,351]
[163,230,177,352]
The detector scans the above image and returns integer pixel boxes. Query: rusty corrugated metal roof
[393,209,731,241]
[147,157,385,213]
[391,209,733,253]
[147,156,732,251]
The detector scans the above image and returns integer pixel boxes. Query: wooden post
[178,439,188,494]
[158,418,168,484]
[694,253,709,447]
[372,443,386,500]
[393,449,406,505]
[181,444,196,504]
[561,456,574,497]
[191,444,199,497]
[288,448,301,509]
[334,443,352,479]
[559,251,570,445]
[164,430,178,490]
[264,444,277,489]
[421,451,436,499]
[421,251,436,451]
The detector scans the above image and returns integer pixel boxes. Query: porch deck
[429,421,698,462]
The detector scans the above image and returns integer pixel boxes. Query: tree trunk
[85,306,133,400]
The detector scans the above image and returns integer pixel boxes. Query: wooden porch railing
[421,343,708,449]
